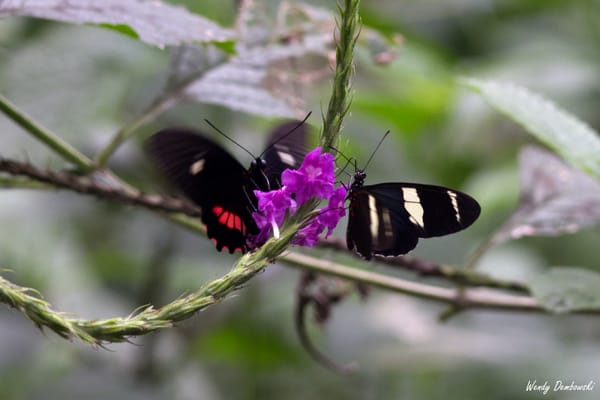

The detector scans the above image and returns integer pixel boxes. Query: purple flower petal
[248,188,296,247]
[282,147,336,203]
[249,146,346,249]
[317,186,347,237]
[293,222,324,247]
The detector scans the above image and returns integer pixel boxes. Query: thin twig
[318,236,530,293]
[0,158,202,216]
[282,252,542,312]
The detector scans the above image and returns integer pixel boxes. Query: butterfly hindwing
[347,182,481,259]
[262,121,308,187]
[148,128,257,253]
[347,189,419,259]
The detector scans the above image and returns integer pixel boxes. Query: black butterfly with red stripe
[148,121,308,253]
[347,169,481,260]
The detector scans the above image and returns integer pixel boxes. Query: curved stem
[295,272,358,374]
[0,94,93,171]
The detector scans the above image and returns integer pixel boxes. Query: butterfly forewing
[367,183,480,237]
[148,129,248,204]
[148,129,257,253]
[347,181,481,259]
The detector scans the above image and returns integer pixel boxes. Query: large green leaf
[529,267,600,313]
[460,78,600,179]
[0,0,234,47]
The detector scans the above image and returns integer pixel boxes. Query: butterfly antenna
[334,156,354,179]
[258,111,312,159]
[363,131,390,170]
[328,145,355,178]
[329,145,353,165]
[204,119,256,159]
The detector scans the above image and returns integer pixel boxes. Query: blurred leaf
[493,146,600,243]
[213,40,236,55]
[354,44,454,138]
[192,316,302,370]
[164,2,335,118]
[530,267,600,313]
[165,44,226,89]
[0,0,234,47]
[460,78,600,179]
[179,44,329,118]
[360,25,402,66]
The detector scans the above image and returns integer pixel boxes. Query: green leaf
[212,40,236,55]
[529,267,600,313]
[460,78,600,179]
[0,0,234,47]
[96,23,139,40]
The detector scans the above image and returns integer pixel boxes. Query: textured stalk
[320,0,360,150]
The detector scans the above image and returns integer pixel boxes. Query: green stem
[96,96,175,167]
[0,94,93,171]
[0,176,51,189]
[464,234,498,270]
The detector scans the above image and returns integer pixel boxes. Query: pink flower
[249,147,346,249]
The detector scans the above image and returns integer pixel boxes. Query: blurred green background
[1,0,600,399]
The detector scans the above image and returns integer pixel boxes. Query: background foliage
[1,0,600,399]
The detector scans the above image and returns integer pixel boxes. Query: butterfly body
[347,169,481,260]
[149,121,307,253]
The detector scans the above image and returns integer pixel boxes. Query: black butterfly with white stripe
[347,169,481,260]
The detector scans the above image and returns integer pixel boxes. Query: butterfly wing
[148,128,257,253]
[347,183,481,259]
[261,120,309,188]
[347,188,419,259]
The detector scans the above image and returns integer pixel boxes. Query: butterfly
[148,121,308,253]
[346,169,481,260]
